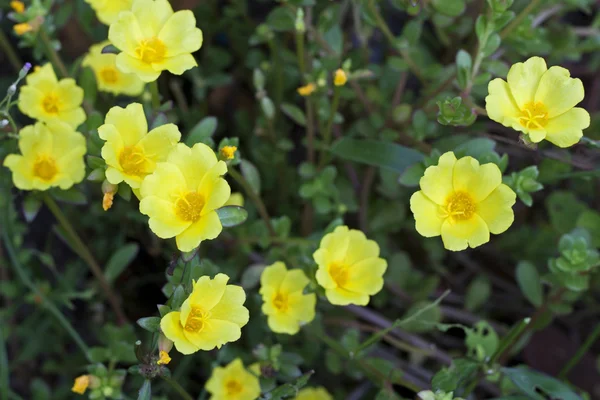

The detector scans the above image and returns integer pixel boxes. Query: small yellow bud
[297,83,316,97]
[102,192,114,211]
[334,69,348,86]
[157,350,172,365]
[10,1,25,13]
[220,145,237,160]
[13,22,32,36]
[71,375,90,395]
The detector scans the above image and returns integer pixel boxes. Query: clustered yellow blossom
[10,1,25,13]
[334,69,347,86]
[295,387,334,400]
[205,358,261,400]
[18,64,86,128]
[297,83,316,96]
[260,262,316,335]
[313,226,387,306]
[4,121,86,191]
[410,152,516,251]
[108,0,203,82]
[71,375,90,395]
[220,145,237,160]
[486,56,590,148]
[98,103,180,190]
[84,0,133,25]
[160,274,249,354]
[82,41,145,96]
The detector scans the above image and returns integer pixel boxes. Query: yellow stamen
[518,101,549,130]
[118,146,146,176]
[99,67,119,84]
[42,93,60,114]
[272,292,289,312]
[184,306,211,332]
[329,261,349,287]
[225,379,244,396]
[175,192,205,222]
[136,37,166,64]
[334,69,347,86]
[220,145,237,160]
[33,156,58,181]
[442,191,476,221]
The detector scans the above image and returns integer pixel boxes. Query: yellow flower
[160,274,249,354]
[13,22,32,35]
[220,145,237,160]
[409,152,516,252]
[297,83,316,96]
[108,0,203,82]
[82,41,145,96]
[71,375,90,395]
[259,262,316,335]
[224,192,244,207]
[3,121,86,191]
[11,1,25,13]
[295,387,334,400]
[486,56,590,148]
[17,64,86,128]
[205,358,261,400]
[98,103,180,189]
[157,350,171,365]
[313,226,387,306]
[139,143,230,252]
[84,0,133,25]
[334,69,347,86]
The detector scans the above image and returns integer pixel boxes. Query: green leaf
[401,301,442,333]
[432,0,466,17]
[330,138,424,173]
[216,206,249,227]
[136,317,160,332]
[51,187,87,205]
[137,380,151,400]
[241,160,261,194]
[78,66,97,106]
[186,117,218,146]
[171,285,187,310]
[432,358,479,392]
[281,103,307,126]
[266,7,295,31]
[465,321,499,361]
[515,261,543,307]
[23,194,42,223]
[465,276,491,311]
[262,370,313,400]
[501,367,582,400]
[105,243,139,284]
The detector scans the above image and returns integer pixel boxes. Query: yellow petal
[441,215,489,251]
[410,191,444,237]
[139,161,187,201]
[160,311,198,355]
[167,143,218,190]
[534,66,585,118]
[506,56,547,109]
[318,225,350,262]
[315,264,336,289]
[26,64,57,88]
[57,108,86,129]
[345,257,387,295]
[260,262,287,292]
[476,184,516,235]
[267,313,300,335]
[138,123,181,161]
[325,287,369,306]
[17,87,46,120]
[158,11,203,56]
[198,171,230,215]
[280,269,310,293]
[154,54,198,76]
[343,229,380,266]
[188,273,229,311]
[139,197,189,238]
[209,286,249,327]
[543,107,590,148]
[115,53,161,82]
[485,78,520,128]
[452,157,501,202]
[175,211,222,252]
[55,78,84,109]
[131,0,173,37]
[287,292,316,322]
[419,151,456,205]
[103,103,148,146]
[108,11,143,54]
[184,319,241,351]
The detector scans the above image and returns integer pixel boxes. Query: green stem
[318,87,341,169]
[149,80,161,109]
[0,322,8,400]
[39,28,69,78]
[43,194,128,325]
[1,199,91,361]
[558,322,600,379]
[227,168,276,237]
[0,29,22,72]
[161,376,194,400]
[500,0,542,39]
[268,38,284,117]
[367,0,425,83]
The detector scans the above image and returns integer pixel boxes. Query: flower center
[42,93,60,114]
[272,292,289,312]
[443,191,476,221]
[119,145,146,176]
[329,261,349,287]
[136,37,166,64]
[518,101,549,130]
[99,67,119,84]
[184,306,210,333]
[225,380,243,396]
[175,192,205,222]
[33,156,58,181]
